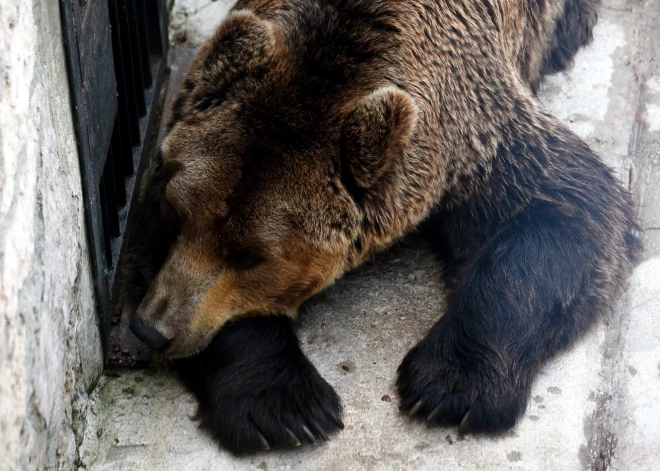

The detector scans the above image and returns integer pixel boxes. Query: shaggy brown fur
[121,0,639,454]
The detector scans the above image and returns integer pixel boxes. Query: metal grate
[61,0,169,362]
[100,0,166,272]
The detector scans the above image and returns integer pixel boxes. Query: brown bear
[121,0,640,455]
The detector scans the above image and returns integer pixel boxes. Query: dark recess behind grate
[61,0,170,367]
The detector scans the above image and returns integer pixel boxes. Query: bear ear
[203,10,277,73]
[341,87,417,191]
[173,10,277,118]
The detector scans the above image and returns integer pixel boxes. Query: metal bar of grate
[102,154,121,240]
[145,0,164,56]
[108,0,136,176]
[135,0,154,87]
[112,0,142,146]
[124,0,147,116]
[98,179,114,270]
[111,121,128,207]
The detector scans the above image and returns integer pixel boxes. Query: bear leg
[421,216,469,300]
[174,315,343,455]
[397,202,618,434]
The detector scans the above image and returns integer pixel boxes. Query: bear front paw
[175,316,343,455]
[396,328,529,435]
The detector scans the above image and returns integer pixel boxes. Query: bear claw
[283,426,301,447]
[256,432,271,451]
[426,394,469,425]
[409,400,424,417]
[458,412,471,435]
[301,425,318,445]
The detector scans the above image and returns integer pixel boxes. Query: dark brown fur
[121,0,639,454]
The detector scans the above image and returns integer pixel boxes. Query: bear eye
[226,249,264,271]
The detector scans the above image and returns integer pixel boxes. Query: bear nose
[129,314,173,352]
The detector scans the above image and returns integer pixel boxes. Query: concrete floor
[78,0,660,469]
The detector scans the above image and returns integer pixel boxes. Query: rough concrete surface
[79,0,660,470]
[0,0,104,470]
[610,258,660,471]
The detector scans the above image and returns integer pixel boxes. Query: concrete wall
[0,0,104,470]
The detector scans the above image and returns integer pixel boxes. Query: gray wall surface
[0,0,104,469]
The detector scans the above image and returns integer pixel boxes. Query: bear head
[126,8,417,357]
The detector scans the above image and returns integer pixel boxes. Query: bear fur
[120,0,640,455]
